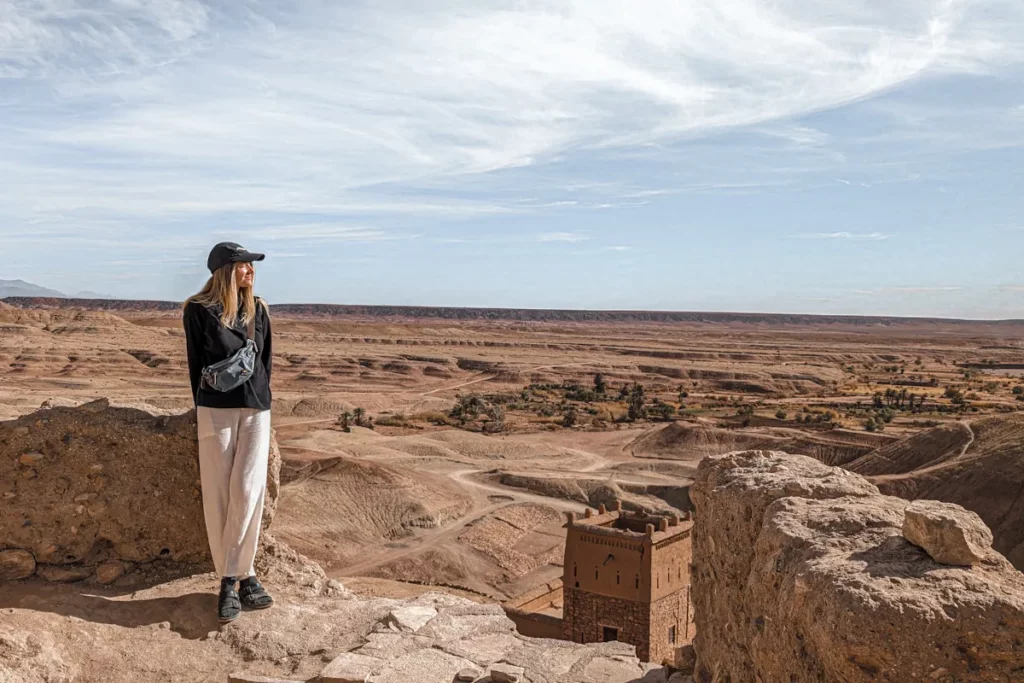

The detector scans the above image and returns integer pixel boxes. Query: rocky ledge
[691,450,1024,683]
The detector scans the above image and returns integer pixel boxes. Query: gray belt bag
[200,312,257,393]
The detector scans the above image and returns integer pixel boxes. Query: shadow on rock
[848,535,949,579]
[0,581,218,640]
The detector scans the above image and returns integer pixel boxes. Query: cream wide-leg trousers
[197,407,271,579]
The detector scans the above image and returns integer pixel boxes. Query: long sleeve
[183,303,205,404]
[261,306,273,383]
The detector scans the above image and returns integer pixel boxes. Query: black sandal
[239,577,274,610]
[218,578,241,623]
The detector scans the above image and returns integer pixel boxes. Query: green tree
[353,407,366,427]
[618,384,630,399]
[593,373,607,395]
[562,406,578,428]
[652,400,675,422]
[627,383,647,422]
[338,411,352,433]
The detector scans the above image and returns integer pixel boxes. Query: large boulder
[691,450,1024,683]
[0,399,281,582]
[903,499,994,566]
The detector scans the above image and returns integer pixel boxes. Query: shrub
[652,400,676,422]
[775,409,787,420]
[375,414,410,427]
[562,407,578,428]
[627,383,647,421]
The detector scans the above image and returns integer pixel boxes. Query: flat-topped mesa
[691,450,1024,683]
[562,501,695,664]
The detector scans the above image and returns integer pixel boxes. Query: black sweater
[183,299,273,410]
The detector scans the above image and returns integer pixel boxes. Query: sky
[1,1,1023,318]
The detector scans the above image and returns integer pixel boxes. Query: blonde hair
[184,263,267,327]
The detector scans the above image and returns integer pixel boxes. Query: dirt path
[871,421,975,483]
[330,468,587,578]
[420,372,494,396]
[419,363,584,397]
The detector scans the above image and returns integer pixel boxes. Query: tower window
[595,569,599,580]
[616,573,620,585]
[635,575,639,589]
[574,565,577,577]
[669,625,677,644]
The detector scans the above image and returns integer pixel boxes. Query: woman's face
[235,261,255,288]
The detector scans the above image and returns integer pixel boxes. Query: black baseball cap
[207,242,265,273]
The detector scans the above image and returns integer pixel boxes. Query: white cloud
[238,224,412,243]
[539,232,589,243]
[1,0,1021,230]
[797,232,892,241]
[854,286,963,295]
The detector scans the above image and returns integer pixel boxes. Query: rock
[0,548,36,580]
[0,403,281,574]
[455,668,478,681]
[437,633,520,667]
[18,452,43,466]
[637,667,670,683]
[691,451,1024,683]
[36,564,92,583]
[690,451,878,683]
[318,651,381,682]
[673,644,695,674]
[228,675,306,683]
[95,560,126,584]
[487,663,524,682]
[418,603,515,642]
[381,605,437,633]
[0,628,76,683]
[581,655,645,682]
[365,648,477,683]
[903,500,993,566]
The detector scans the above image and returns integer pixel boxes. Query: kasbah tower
[561,501,695,664]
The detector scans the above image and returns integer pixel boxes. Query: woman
[183,242,275,623]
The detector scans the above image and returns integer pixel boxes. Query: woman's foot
[218,577,241,623]
[239,576,274,610]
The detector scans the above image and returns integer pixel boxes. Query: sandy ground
[3,306,1022,601]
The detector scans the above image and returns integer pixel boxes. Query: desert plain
[2,299,1024,681]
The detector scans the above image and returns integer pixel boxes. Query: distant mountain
[74,290,116,299]
[0,279,66,299]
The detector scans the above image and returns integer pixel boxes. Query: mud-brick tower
[561,502,694,664]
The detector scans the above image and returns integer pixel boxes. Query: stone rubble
[223,591,667,683]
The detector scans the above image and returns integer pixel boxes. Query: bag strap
[246,298,257,341]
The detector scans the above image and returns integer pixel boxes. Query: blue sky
[1,1,1023,317]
